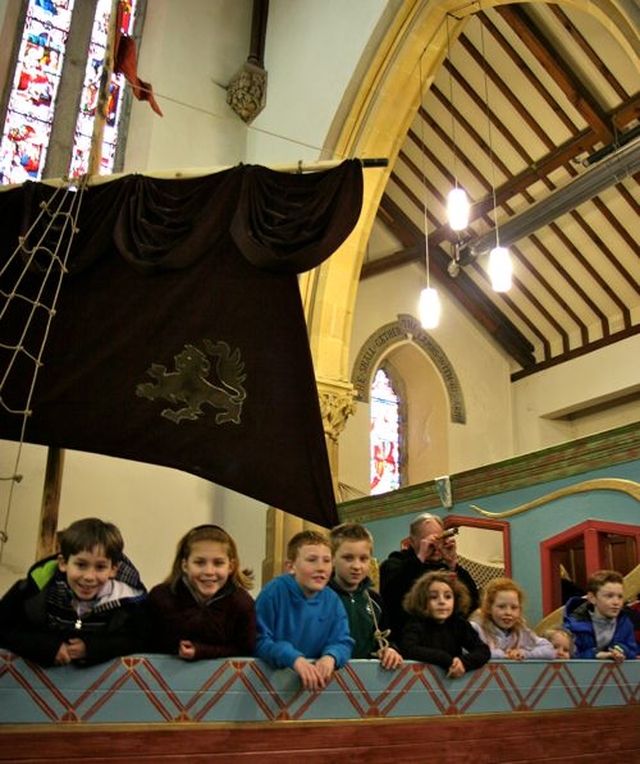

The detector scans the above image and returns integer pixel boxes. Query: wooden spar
[36,0,121,560]
[87,0,121,177]
[0,158,389,192]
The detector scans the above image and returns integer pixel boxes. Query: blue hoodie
[255,573,354,669]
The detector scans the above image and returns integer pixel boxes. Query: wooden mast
[36,0,121,559]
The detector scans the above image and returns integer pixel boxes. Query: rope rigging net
[0,179,87,557]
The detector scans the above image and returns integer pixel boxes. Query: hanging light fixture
[479,16,512,292]
[446,14,469,232]
[419,285,441,329]
[488,246,512,291]
[418,54,441,329]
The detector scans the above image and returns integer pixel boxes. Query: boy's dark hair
[166,524,254,591]
[329,522,373,554]
[286,530,331,561]
[587,569,624,594]
[58,518,124,563]
[403,570,470,617]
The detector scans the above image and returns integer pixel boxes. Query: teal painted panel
[1,653,638,724]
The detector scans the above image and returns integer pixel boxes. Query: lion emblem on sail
[136,340,246,424]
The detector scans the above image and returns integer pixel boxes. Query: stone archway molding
[351,313,466,424]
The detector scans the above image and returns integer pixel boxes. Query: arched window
[370,367,401,495]
[0,0,140,186]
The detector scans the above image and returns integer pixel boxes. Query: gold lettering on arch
[351,314,466,424]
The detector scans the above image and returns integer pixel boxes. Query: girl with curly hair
[400,571,490,677]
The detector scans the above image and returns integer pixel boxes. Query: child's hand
[315,655,336,682]
[54,643,72,666]
[447,657,466,678]
[379,646,403,670]
[178,640,197,661]
[66,638,87,661]
[505,648,526,660]
[293,656,327,691]
[596,648,626,663]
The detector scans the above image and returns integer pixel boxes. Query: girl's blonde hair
[402,570,470,618]
[473,577,529,646]
[166,525,254,592]
[543,626,575,657]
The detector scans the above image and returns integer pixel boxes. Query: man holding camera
[379,513,480,638]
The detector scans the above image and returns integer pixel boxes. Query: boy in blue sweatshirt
[255,530,354,691]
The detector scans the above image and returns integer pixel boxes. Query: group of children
[0,517,637,688]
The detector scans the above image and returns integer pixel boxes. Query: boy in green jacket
[329,522,403,670]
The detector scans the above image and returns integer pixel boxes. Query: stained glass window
[0,0,75,185]
[370,368,401,495]
[0,0,138,185]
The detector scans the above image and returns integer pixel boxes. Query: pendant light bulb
[419,286,441,329]
[489,246,512,292]
[447,187,470,231]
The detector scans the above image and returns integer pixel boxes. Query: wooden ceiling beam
[493,6,614,142]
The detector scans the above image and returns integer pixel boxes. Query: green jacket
[328,578,388,659]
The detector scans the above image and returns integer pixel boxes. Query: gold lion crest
[136,340,246,424]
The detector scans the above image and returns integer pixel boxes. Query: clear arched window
[0,0,139,186]
[370,368,401,495]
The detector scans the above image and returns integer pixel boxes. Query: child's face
[332,539,372,592]
[426,581,455,622]
[58,545,118,601]
[588,582,624,619]
[289,543,332,598]
[181,540,234,601]
[490,589,521,630]
[550,631,572,659]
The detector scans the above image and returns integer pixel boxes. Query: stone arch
[303,0,639,391]
[351,313,466,424]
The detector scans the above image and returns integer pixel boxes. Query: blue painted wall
[366,459,640,624]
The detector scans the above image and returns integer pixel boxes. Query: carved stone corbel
[226,62,267,123]
[317,379,357,444]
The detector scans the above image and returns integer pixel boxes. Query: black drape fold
[0,161,363,527]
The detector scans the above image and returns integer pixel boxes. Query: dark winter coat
[0,554,146,667]
[400,614,490,672]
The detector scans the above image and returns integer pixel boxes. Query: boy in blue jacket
[255,530,354,691]
[563,569,637,661]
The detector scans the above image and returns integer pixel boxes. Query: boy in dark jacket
[0,517,146,666]
[563,569,637,661]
